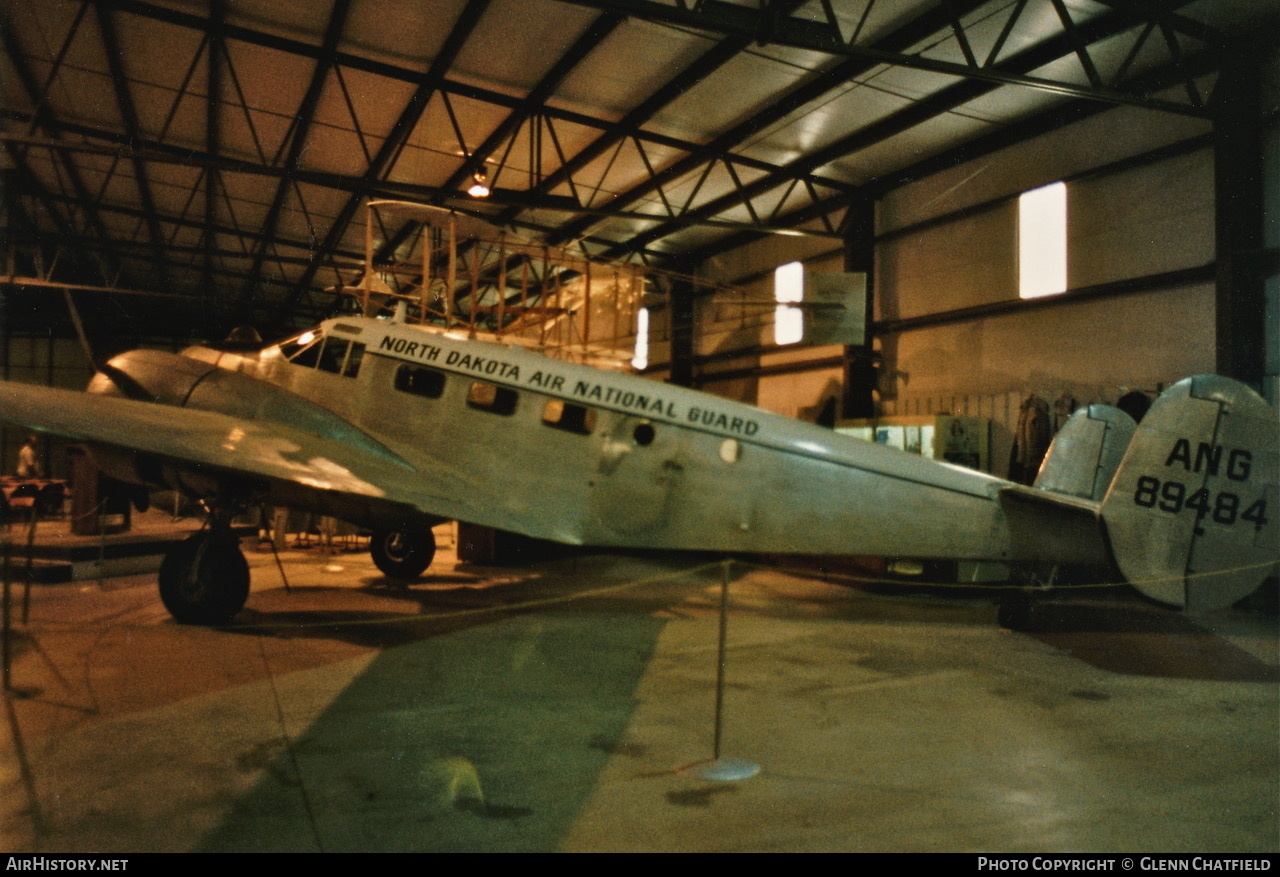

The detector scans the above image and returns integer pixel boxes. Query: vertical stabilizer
[1100,376,1279,610]
[1035,404,1136,501]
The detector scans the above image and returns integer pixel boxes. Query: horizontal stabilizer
[998,484,1111,568]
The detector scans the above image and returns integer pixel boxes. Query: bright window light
[774,261,804,345]
[631,307,650,370]
[1019,182,1067,299]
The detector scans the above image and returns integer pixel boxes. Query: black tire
[998,589,1053,632]
[158,531,250,624]
[371,528,436,580]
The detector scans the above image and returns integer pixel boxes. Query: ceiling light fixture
[467,169,490,198]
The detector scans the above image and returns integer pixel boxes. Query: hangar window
[542,399,596,435]
[467,381,518,415]
[632,307,650,370]
[395,364,446,398]
[1019,182,1067,299]
[774,261,805,345]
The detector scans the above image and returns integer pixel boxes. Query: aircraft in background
[0,305,1275,624]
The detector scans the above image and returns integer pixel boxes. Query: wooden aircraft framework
[355,201,650,366]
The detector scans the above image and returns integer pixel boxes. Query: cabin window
[467,381,518,415]
[395,364,447,398]
[719,438,741,463]
[320,340,364,377]
[542,400,596,435]
[633,422,656,446]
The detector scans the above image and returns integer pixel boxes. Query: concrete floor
[1,519,1276,853]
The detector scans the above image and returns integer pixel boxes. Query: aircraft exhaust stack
[1099,376,1279,611]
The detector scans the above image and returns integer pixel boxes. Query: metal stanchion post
[683,559,760,782]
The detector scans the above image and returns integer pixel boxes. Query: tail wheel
[371,528,436,580]
[158,531,250,625]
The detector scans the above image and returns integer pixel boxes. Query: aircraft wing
[0,380,467,518]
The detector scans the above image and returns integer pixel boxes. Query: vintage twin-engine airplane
[0,303,1275,624]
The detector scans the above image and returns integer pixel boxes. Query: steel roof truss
[283,0,493,318]
[94,4,168,287]
[2,9,126,286]
[563,0,1223,115]
[240,0,354,308]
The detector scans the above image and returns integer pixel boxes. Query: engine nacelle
[85,347,408,522]
[90,348,391,460]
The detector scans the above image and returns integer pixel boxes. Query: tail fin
[1036,404,1136,501]
[1100,375,1279,611]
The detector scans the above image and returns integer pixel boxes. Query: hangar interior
[0,0,1278,853]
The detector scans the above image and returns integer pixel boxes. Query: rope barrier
[7,541,1277,635]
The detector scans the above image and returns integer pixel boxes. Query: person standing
[17,435,40,478]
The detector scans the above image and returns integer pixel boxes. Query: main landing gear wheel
[997,588,1058,632]
[371,528,436,580]
[158,530,250,625]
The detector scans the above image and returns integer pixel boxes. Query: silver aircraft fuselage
[133,314,1018,564]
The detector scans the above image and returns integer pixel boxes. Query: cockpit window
[318,339,348,374]
[288,338,322,368]
[279,329,321,362]
[279,329,363,377]
[343,342,364,377]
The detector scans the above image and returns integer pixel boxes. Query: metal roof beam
[374,10,627,265]
[685,48,1222,265]
[0,126,843,250]
[94,3,169,288]
[559,0,1222,116]
[595,0,1208,259]
[547,0,993,248]
[444,11,626,192]
[280,0,493,325]
[492,0,811,231]
[87,0,856,194]
[238,0,352,309]
[1,3,128,285]
[203,0,225,298]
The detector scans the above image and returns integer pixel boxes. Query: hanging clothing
[1052,392,1078,434]
[1010,394,1051,485]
